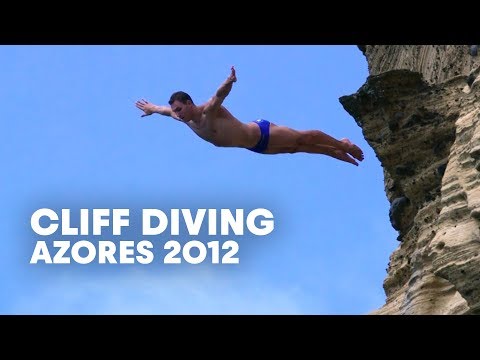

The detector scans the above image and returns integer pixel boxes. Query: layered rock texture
[340,45,480,314]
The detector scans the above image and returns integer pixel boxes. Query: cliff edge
[340,45,480,314]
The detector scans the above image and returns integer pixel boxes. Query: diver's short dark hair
[168,91,194,105]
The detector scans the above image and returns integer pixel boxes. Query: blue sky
[1,45,398,314]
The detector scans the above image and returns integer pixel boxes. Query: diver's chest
[191,118,222,133]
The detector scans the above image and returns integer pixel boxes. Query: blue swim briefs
[247,119,270,153]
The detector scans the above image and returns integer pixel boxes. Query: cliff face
[340,45,480,314]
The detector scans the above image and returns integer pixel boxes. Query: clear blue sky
[1,45,398,314]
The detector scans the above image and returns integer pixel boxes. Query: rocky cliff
[340,45,480,314]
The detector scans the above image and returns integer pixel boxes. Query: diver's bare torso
[184,104,260,148]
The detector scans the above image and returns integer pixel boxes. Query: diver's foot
[340,138,364,162]
[334,149,359,166]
